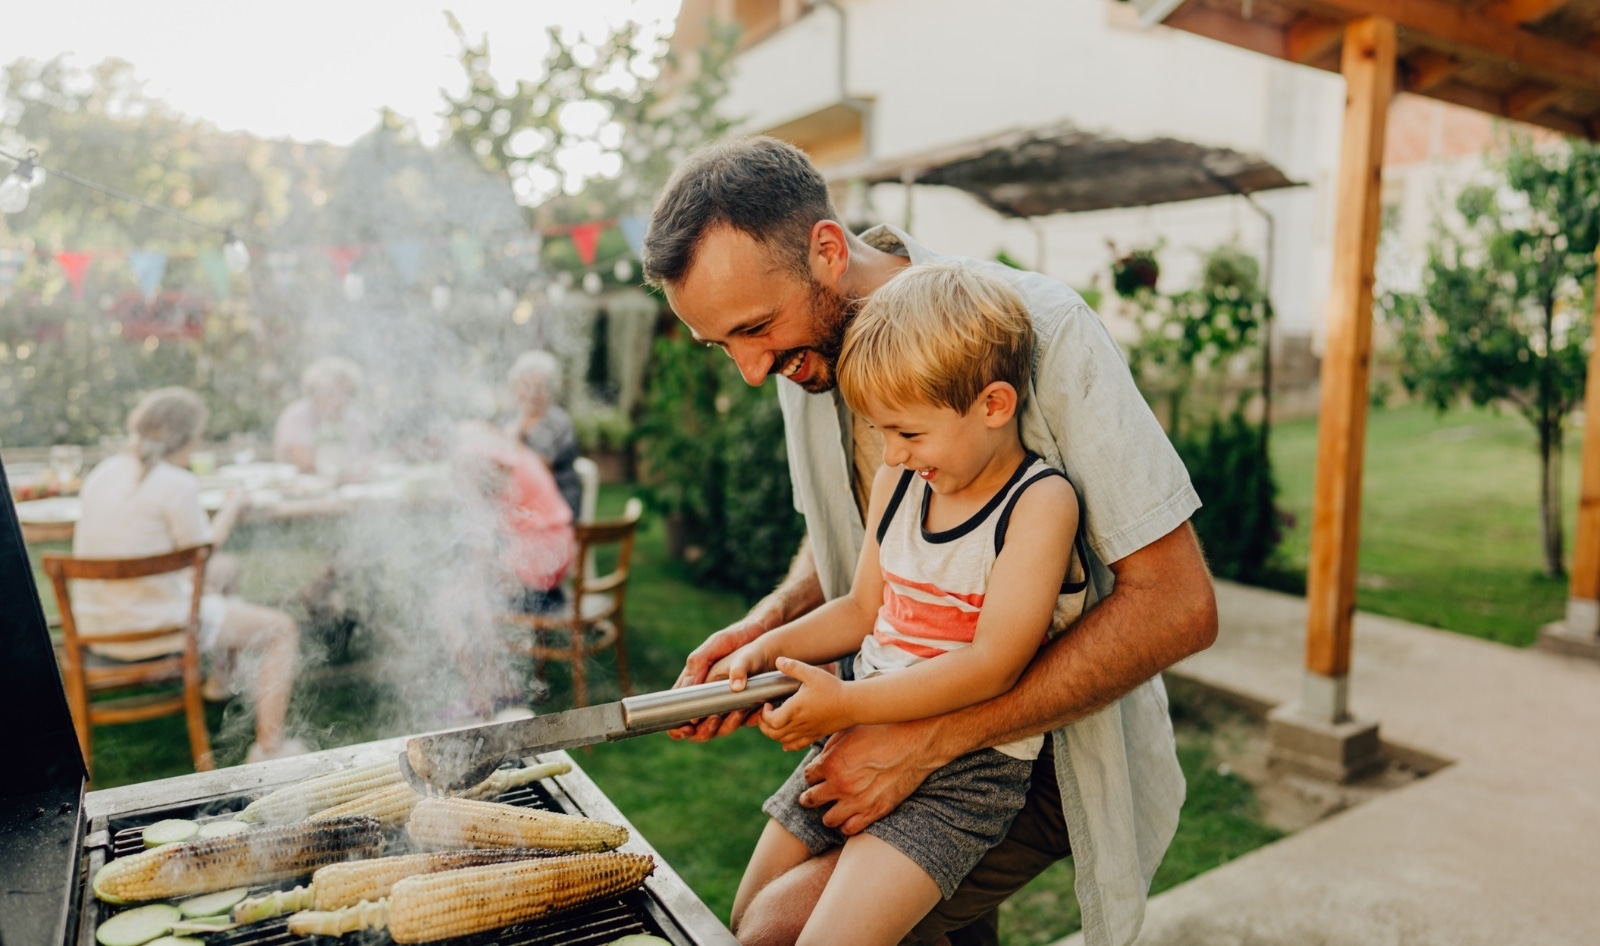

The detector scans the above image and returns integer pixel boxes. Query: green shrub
[637,335,804,600]
[1174,410,1283,583]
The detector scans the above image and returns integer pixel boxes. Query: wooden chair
[41,545,215,778]
[502,498,642,708]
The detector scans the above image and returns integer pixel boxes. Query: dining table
[11,460,452,545]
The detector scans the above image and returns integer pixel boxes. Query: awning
[824,122,1301,217]
[1133,0,1600,142]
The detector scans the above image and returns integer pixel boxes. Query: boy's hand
[718,639,773,693]
[759,658,853,751]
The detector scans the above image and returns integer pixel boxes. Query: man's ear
[811,220,850,285]
[980,382,1019,428]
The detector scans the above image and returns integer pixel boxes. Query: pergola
[1133,0,1600,775]
[824,122,1300,216]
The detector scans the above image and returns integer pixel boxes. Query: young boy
[720,262,1088,946]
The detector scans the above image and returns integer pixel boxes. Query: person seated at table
[432,420,576,720]
[505,350,582,517]
[274,356,372,478]
[75,387,307,763]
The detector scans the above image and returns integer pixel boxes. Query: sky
[0,0,683,147]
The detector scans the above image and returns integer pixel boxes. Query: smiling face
[862,383,1023,497]
[662,223,857,392]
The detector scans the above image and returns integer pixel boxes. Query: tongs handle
[620,670,802,734]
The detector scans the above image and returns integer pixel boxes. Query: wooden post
[1563,247,1600,637]
[1302,15,1395,724]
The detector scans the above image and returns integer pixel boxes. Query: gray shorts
[761,745,1034,899]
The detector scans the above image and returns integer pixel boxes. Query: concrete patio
[1053,580,1600,946]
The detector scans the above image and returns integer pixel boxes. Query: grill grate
[92,768,669,946]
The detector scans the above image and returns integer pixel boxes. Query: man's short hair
[643,136,839,286]
[838,263,1035,416]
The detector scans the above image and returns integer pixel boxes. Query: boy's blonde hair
[838,262,1034,415]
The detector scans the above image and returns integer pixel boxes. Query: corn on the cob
[311,849,552,910]
[286,852,655,943]
[309,760,573,829]
[93,815,383,904]
[407,797,627,853]
[237,760,402,825]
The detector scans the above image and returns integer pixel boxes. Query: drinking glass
[49,445,84,489]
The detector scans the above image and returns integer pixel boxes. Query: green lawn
[1269,402,1579,646]
[30,485,1285,943]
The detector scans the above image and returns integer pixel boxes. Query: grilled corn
[286,852,655,942]
[237,760,402,825]
[93,816,383,904]
[407,797,627,853]
[310,760,572,829]
[311,849,551,909]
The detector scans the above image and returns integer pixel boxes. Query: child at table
[719,263,1088,946]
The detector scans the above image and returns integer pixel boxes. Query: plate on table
[15,496,82,523]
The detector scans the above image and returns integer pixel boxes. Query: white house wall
[716,0,1483,349]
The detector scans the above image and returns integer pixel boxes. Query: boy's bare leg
[732,820,818,942]
[796,834,942,946]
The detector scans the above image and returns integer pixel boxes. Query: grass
[1269,401,1580,646]
[28,485,1284,943]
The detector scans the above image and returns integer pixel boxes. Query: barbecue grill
[0,461,737,946]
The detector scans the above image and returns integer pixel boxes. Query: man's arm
[800,521,1217,835]
[668,535,827,741]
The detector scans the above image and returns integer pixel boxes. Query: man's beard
[778,277,858,394]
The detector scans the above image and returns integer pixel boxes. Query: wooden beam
[1477,0,1574,24]
[1305,0,1600,93]
[1305,15,1396,689]
[1164,4,1287,59]
[1288,15,1346,64]
[1570,255,1600,608]
[1403,49,1462,92]
[1506,83,1569,120]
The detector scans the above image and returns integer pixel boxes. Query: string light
[0,149,40,214]
[223,229,251,273]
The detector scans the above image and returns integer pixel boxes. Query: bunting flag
[619,215,648,260]
[197,249,232,297]
[385,240,425,287]
[450,234,484,280]
[569,222,602,266]
[322,245,365,280]
[266,251,298,289]
[56,251,93,301]
[128,250,169,299]
[0,248,25,304]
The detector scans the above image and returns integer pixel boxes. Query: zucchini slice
[140,819,198,849]
[95,903,181,946]
[147,939,204,946]
[177,887,248,918]
[195,819,252,840]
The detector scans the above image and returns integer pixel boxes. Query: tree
[441,13,737,227]
[1122,243,1265,438]
[0,56,308,447]
[1384,136,1600,578]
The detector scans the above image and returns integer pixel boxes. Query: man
[644,136,1217,946]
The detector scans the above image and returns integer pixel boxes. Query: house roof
[1132,0,1600,141]
[823,122,1301,217]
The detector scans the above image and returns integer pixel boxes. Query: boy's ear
[980,382,1019,428]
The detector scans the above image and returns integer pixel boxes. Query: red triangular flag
[56,251,93,301]
[322,245,366,280]
[569,223,602,266]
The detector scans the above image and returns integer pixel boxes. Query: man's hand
[667,609,779,742]
[758,658,852,751]
[799,716,951,836]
